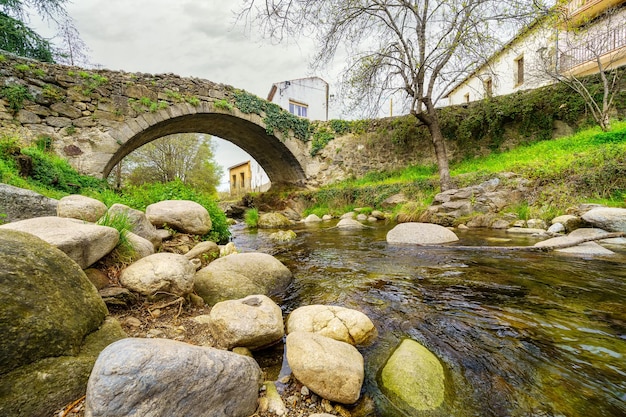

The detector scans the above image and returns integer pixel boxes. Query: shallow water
[230,221,626,417]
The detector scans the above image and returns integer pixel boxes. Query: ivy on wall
[233,90,311,141]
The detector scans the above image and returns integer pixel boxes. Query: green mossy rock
[380,339,446,412]
[0,317,126,417]
[0,229,109,375]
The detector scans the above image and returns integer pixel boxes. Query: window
[289,100,308,118]
[464,93,470,104]
[484,78,493,97]
[240,172,246,189]
[231,174,237,188]
[515,56,524,86]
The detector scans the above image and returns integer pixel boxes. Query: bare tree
[540,5,626,131]
[54,17,91,66]
[239,0,547,190]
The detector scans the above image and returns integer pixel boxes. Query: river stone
[208,295,284,350]
[146,199,212,235]
[1,317,126,417]
[0,230,125,417]
[380,339,445,412]
[337,218,366,229]
[286,331,364,404]
[386,222,459,245]
[120,252,196,296]
[547,222,565,234]
[551,214,584,232]
[303,214,322,223]
[107,203,161,249]
[534,236,615,255]
[184,240,220,262]
[0,183,58,222]
[269,229,297,242]
[125,231,155,260]
[568,227,626,244]
[84,338,262,417]
[582,207,626,232]
[57,194,108,222]
[258,212,292,228]
[194,252,292,304]
[0,216,119,268]
[286,305,377,346]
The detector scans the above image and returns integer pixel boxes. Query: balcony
[564,0,625,27]
[559,24,626,74]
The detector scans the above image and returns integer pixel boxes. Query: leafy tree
[123,134,223,195]
[240,0,547,190]
[0,0,87,63]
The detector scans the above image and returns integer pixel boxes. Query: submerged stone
[380,339,445,412]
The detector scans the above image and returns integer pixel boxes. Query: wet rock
[569,227,626,244]
[0,229,124,417]
[386,222,459,245]
[535,235,615,255]
[258,212,292,228]
[547,222,565,234]
[208,295,284,350]
[337,218,366,229]
[526,218,547,229]
[287,305,377,346]
[107,203,161,249]
[340,212,356,219]
[120,253,196,296]
[270,230,297,242]
[380,339,445,412]
[582,207,626,232]
[57,194,107,222]
[303,214,323,223]
[146,200,212,235]
[194,252,292,305]
[322,214,333,221]
[85,338,262,417]
[0,216,119,268]
[286,331,364,404]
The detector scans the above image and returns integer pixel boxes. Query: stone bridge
[0,53,319,188]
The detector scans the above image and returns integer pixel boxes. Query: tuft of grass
[97,211,136,263]
[244,208,259,228]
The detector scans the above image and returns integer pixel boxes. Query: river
[230,220,626,417]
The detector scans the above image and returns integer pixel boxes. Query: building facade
[228,161,252,195]
[267,77,330,121]
[446,0,626,106]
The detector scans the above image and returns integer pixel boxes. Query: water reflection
[230,221,626,416]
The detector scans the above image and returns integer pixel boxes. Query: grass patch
[244,208,259,228]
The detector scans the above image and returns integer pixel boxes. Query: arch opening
[104,113,307,189]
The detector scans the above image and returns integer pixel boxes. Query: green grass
[303,121,626,214]
[244,208,259,228]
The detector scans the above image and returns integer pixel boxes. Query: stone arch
[104,104,308,188]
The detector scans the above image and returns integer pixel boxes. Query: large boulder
[194,252,292,305]
[286,331,364,404]
[146,200,212,235]
[380,339,446,413]
[57,194,107,222]
[258,212,292,228]
[0,183,58,222]
[120,253,196,296]
[85,338,262,417]
[107,203,161,249]
[286,305,377,346]
[582,207,626,232]
[125,231,155,260]
[0,229,125,417]
[208,295,284,350]
[0,216,119,268]
[386,222,459,245]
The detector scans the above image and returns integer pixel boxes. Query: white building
[267,77,330,121]
[445,0,626,106]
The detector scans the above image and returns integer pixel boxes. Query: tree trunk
[414,104,453,191]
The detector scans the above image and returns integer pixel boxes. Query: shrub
[244,208,259,228]
[0,84,33,113]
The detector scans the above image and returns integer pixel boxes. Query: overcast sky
[33,0,334,190]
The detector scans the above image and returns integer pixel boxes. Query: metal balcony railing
[559,24,626,71]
